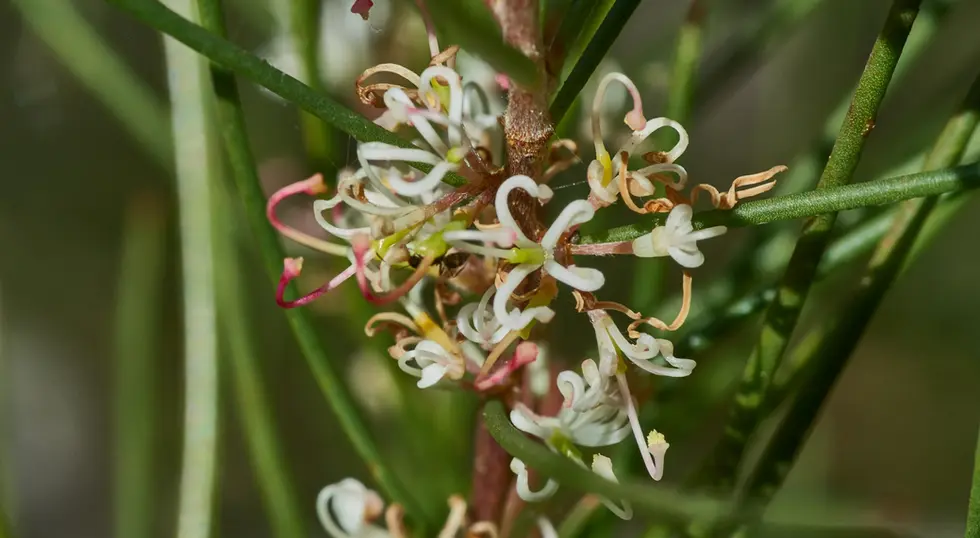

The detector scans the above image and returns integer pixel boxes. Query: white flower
[509,397,629,449]
[492,175,605,331]
[557,359,613,412]
[316,478,389,538]
[396,339,464,388]
[590,310,696,378]
[587,72,690,207]
[630,204,727,268]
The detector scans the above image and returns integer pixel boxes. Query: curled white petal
[493,264,555,331]
[510,458,559,502]
[384,160,458,197]
[619,117,689,163]
[633,162,689,191]
[418,363,449,388]
[314,199,371,239]
[509,406,551,439]
[540,200,594,250]
[495,175,553,247]
[543,261,605,292]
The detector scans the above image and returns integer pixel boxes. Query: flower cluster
[267,21,785,527]
[316,477,557,538]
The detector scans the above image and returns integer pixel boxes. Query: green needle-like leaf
[550,0,641,124]
[728,69,980,538]
[968,427,980,538]
[195,0,435,526]
[113,197,167,538]
[163,0,222,535]
[108,0,466,185]
[690,0,923,503]
[577,161,980,244]
[482,401,728,522]
[214,192,307,538]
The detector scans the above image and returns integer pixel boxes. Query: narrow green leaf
[290,0,334,173]
[689,0,923,501]
[422,0,540,88]
[577,161,980,244]
[195,0,436,526]
[728,69,980,538]
[213,192,306,538]
[967,427,980,538]
[162,1,222,537]
[14,0,172,169]
[107,0,466,185]
[0,505,9,538]
[482,401,729,522]
[550,0,641,124]
[0,290,10,538]
[114,196,167,538]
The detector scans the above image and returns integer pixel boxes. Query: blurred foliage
[1,0,979,537]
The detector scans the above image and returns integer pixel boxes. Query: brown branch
[492,0,553,240]
[469,1,555,527]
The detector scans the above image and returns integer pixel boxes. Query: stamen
[276,257,356,308]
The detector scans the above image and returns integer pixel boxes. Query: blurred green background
[1,0,979,537]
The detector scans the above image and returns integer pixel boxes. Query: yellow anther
[598,150,613,187]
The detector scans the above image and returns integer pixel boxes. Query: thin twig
[577,161,980,244]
